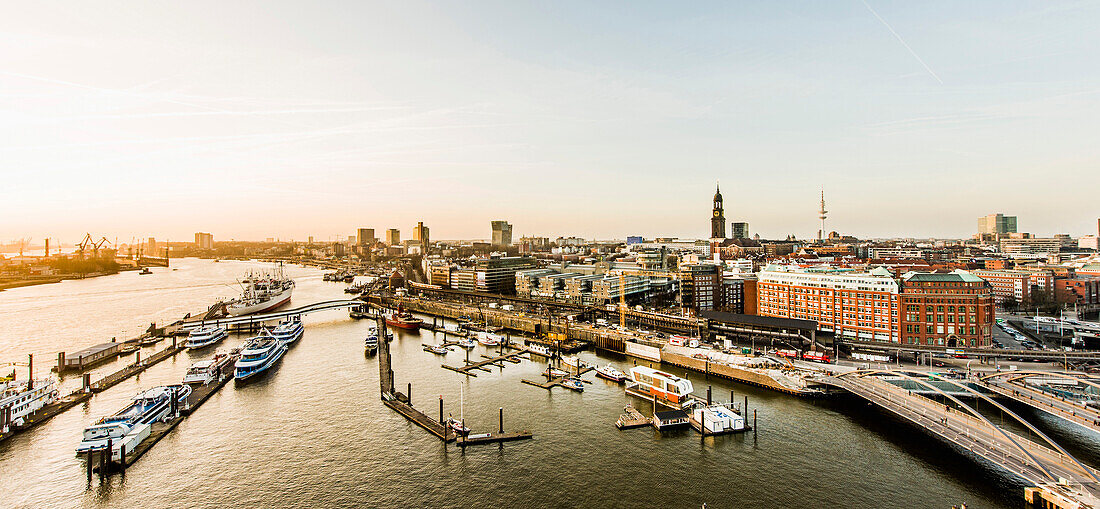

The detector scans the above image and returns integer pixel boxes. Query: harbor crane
[76,233,111,258]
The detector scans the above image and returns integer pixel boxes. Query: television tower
[817,189,827,243]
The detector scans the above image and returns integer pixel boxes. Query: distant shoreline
[0,271,122,292]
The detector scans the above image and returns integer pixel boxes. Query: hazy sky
[2,1,1099,244]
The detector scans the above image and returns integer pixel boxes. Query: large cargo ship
[226,265,295,316]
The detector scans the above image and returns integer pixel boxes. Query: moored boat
[364,335,378,354]
[625,366,695,410]
[76,385,191,453]
[234,333,288,381]
[182,351,238,386]
[475,331,502,346]
[226,265,295,316]
[272,317,304,345]
[456,337,477,349]
[527,344,553,357]
[425,344,451,355]
[1,377,60,431]
[385,304,422,330]
[184,325,228,349]
[561,378,584,392]
[445,417,470,436]
[595,364,626,383]
[561,355,589,369]
[544,366,569,378]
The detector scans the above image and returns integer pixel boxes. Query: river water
[0,258,1038,507]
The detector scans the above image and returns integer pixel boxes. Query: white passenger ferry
[626,366,695,409]
[76,385,191,453]
[272,317,304,345]
[184,325,228,349]
[234,333,288,381]
[1,377,59,431]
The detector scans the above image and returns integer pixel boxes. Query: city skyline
[3,1,1100,241]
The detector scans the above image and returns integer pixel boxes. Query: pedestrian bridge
[177,299,369,330]
[972,370,1100,435]
[819,370,1100,499]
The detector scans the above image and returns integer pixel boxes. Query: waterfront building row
[756,265,993,347]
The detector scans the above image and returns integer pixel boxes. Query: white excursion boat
[182,351,238,386]
[234,333,288,381]
[184,325,228,349]
[364,335,378,354]
[183,360,218,385]
[226,265,295,316]
[527,344,553,357]
[76,385,191,453]
[272,317,304,345]
[595,364,626,383]
[475,331,503,346]
[1,377,60,431]
[626,366,695,410]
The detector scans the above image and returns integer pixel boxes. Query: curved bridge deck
[820,372,1100,500]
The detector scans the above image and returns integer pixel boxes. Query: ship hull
[226,287,293,316]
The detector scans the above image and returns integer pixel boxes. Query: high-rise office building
[978,214,1017,238]
[413,221,430,251]
[491,221,513,246]
[194,232,214,249]
[731,222,749,240]
[357,228,376,246]
[385,229,400,246]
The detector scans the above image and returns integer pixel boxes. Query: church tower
[711,182,726,239]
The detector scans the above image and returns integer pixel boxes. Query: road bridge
[820,369,1100,501]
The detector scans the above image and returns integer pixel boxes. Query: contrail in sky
[860,0,943,84]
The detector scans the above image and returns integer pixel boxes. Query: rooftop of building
[901,269,985,283]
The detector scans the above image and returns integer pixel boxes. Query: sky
[2,1,1099,244]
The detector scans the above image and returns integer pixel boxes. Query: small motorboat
[138,267,152,275]
[475,331,502,346]
[364,335,378,354]
[456,337,477,349]
[544,366,568,378]
[445,417,470,436]
[595,364,626,383]
[561,378,584,392]
[425,344,451,355]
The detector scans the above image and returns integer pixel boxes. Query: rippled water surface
[0,259,1029,508]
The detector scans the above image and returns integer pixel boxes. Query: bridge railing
[849,374,1093,481]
